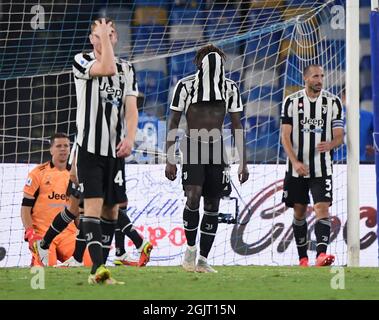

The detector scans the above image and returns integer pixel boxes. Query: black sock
[117,206,143,251]
[82,216,103,274]
[292,217,308,259]
[73,214,86,263]
[41,207,76,249]
[315,218,331,257]
[183,205,200,246]
[199,211,219,258]
[114,228,125,257]
[101,217,117,264]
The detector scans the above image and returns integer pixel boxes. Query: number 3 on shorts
[325,178,332,191]
[114,170,124,186]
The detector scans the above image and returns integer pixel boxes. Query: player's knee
[203,197,220,212]
[186,191,202,209]
[293,204,307,219]
[102,204,118,220]
[314,202,329,218]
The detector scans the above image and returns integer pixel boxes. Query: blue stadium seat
[169,51,197,82]
[245,31,282,60]
[226,71,241,84]
[360,24,370,39]
[284,0,315,6]
[205,5,240,40]
[360,0,372,7]
[318,40,346,70]
[361,86,372,101]
[132,25,167,54]
[134,0,171,7]
[170,7,202,24]
[248,8,282,29]
[245,116,280,162]
[360,55,371,71]
[136,70,168,104]
[283,55,303,87]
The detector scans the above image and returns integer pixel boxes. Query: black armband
[22,197,35,207]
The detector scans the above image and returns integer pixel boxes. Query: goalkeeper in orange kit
[20,133,91,267]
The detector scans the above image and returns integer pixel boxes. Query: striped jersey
[170,75,243,114]
[190,52,226,103]
[281,89,344,178]
[73,52,138,158]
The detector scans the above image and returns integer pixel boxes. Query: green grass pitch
[1,266,379,300]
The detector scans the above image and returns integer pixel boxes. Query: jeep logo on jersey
[48,191,68,200]
[99,83,122,98]
[300,117,324,127]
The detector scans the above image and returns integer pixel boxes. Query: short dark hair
[91,17,116,33]
[194,44,226,69]
[303,64,323,76]
[50,132,69,147]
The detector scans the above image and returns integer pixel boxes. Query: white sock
[187,245,197,252]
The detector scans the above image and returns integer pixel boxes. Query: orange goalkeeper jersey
[23,161,76,235]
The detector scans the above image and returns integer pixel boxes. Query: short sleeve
[73,53,96,80]
[227,82,243,113]
[170,81,188,112]
[23,168,41,198]
[280,96,293,125]
[123,62,139,97]
[332,96,344,128]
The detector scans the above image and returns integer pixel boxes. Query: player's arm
[117,96,138,158]
[281,124,308,176]
[21,193,42,250]
[281,96,308,176]
[317,96,344,152]
[21,193,34,230]
[165,80,186,181]
[227,82,248,183]
[166,109,182,156]
[89,19,117,77]
[230,111,249,184]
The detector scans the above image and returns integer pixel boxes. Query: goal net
[0,0,351,267]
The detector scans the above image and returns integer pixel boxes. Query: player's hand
[317,141,333,153]
[116,138,133,158]
[293,161,309,176]
[24,227,42,252]
[165,163,177,181]
[238,165,249,184]
[95,18,114,37]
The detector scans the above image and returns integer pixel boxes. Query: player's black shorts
[76,146,126,205]
[282,173,333,208]
[180,135,231,198]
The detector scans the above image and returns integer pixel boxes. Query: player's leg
[282,174,310,266]
[115,201,152,267]
[34,183,81,265]
[114,199,140,266]
[100,204,118,264]
[311,176,334,266]
[197,196,220,273]
[195,162,229,273]
[181,161,204,272]
[77,146,110,283]
[47,242,58,267]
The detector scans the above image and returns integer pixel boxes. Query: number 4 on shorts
[114,170,124,186]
